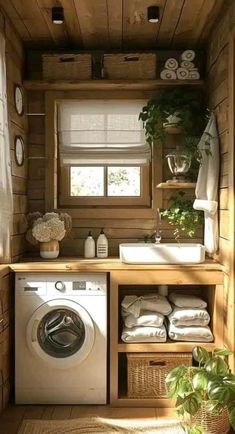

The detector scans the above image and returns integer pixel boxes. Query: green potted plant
[161,192,203,241]
[166,346,235,434]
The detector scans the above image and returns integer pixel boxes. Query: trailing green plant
[166,346,235,434]
[139,87,210,161]
[160,192,203,241]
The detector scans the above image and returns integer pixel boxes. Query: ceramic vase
[40,240,59,259]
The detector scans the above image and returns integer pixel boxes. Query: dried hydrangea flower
[47,218,65,241]
[43,212,59,222]
[32,222,51,243]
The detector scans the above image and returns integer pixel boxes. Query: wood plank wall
[206,0,235,359]
[26,90,202,257]
[0,8,28,262]
[0,268,14,413]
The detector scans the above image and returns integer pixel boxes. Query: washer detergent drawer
[15,274,47,296]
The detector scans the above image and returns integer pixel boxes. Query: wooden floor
[0,404,234,433]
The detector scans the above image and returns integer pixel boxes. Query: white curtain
[0,34,13,262]
[57,100,151,165]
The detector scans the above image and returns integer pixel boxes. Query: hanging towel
[160,69,177,80]
[121,294,172,318]
[168,307,210,326]
[121,325,167,343]
[123,310,164,328]
[181,50,196,61]
[193,113,220,253]
[164,58,179,70]
[168,324,214,342]
[168,293,207,308]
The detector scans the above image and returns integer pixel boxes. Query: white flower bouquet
[26,212,72,245]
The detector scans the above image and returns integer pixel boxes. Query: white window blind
[57,100,151,165]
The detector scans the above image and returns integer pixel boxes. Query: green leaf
[192,372,208,391]
[193,346,210,364]
[208,385,232,404]
[204,357,229,375]
[182,394,199,415]
[229,406,235,429]
[213,348,232,357]
[166,366,187,383]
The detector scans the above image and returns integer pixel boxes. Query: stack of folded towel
[121,294,172,343]
[167,293,214,342]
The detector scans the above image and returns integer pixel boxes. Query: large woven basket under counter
[191,403,230,434]
[42,53,92,80]
[127,352,192,399]
[103,53,156,79]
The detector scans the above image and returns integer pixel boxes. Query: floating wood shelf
[23,79,205,91]
[156,182,196,189]
[118,341,216,353]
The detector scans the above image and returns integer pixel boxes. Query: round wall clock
[14,85,24,116]
[15,136,24,166]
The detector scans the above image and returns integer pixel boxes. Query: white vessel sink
[119,243,206,264]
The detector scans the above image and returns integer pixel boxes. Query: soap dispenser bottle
[84,231,95,258]
[97,229,108,258]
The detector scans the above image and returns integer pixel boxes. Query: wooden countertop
[9,257,223,273]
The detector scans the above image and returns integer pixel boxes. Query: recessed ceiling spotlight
[52,6,64,24]
[147,6,160,23]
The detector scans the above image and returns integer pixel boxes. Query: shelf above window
[156,182,196,189]
[23,79,205,91]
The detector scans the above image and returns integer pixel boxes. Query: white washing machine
[15,273,107,404]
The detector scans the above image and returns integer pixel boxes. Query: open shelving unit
[156,182,196,189]
[110,268,224,407]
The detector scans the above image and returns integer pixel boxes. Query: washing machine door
[26,299,95,368]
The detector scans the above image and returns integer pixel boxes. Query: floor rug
[18,416,184,434]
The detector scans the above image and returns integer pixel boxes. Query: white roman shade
[57,100,151,166]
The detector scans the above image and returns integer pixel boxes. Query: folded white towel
[168,307,210,326]
[121,325,167,343]
[193,199,218,215]
[188,70,200,80]
[123,310,164,328]
[160,69,177,80]
[168,324,213,342]
[164,58,178,70]
[181,50,195,61]
[169,293,207,309]
[176,67,189,80]
[121,294,172,318]
[181,60,195,70]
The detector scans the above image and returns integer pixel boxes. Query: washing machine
[15,273,107,404]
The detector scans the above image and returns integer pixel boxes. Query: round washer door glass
[37,308,85,358]
[27,299,95,368]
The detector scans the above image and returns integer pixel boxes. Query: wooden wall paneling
[107,0,122,48]
[59,0,83,46]
[172,0,205,46]
[0,1,30,41]
[156,0,185,47]
[35,0,69,46]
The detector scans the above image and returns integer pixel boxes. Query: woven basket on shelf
[42,54,92,80]
[103,53,156,79]
[127,352,192,399]
[191,403,230,434]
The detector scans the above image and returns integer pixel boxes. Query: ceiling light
[147,6,160,23]
[52,6,64,24]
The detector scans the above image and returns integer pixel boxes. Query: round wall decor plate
[14,84,24,116]
[15,136,24,166]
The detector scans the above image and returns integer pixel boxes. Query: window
[57,100,151,207]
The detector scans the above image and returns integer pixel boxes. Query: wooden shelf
[156,182,196,189]
[113,397,173,407]
[23,79,205,91]
[118,341,216,353]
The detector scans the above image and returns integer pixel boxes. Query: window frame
[45,90,163,219]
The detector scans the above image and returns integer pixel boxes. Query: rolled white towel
[168,293,207,309]
[176,67,189,80]
[121,294,172,318]
[188,69,200,80]
[168,324,214,342]
[193,199,218,215]
[164,58,178,70]
[168,307,210,326]
[123,310,164,328]
[121,325,167,343]
[181,49,196,62]
[181,60,195,70]
[160,69,177,80]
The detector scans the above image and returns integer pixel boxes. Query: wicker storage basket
[103,53,156,79]
[42,54,92,80]
[127,352,192,399]
[191,404,230,434]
